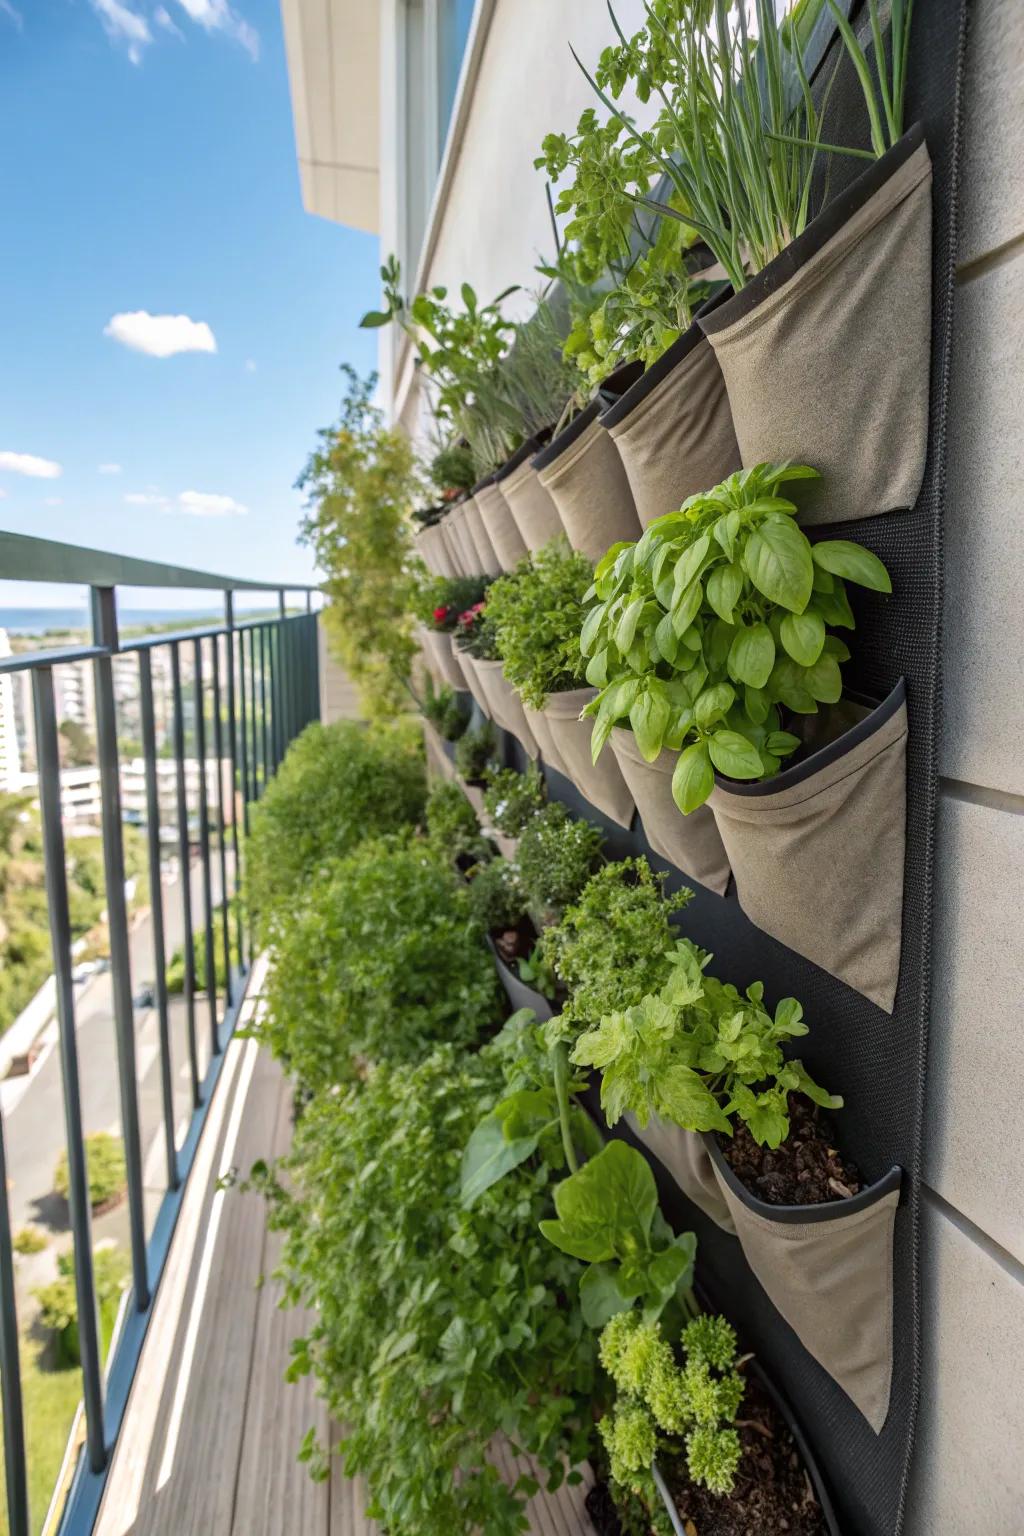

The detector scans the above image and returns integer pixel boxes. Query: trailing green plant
[581,462,892,812]
[540,858,692,1028]
[416,573,490,632]
[599,1310,744,1497]
[424,781,488,862]
[254,836,502,1091]
[486,541,595,709]
[516,802,605,916]
[482,764,546,836]
[465,857,528,936]
[245,720,426,935]
[421,675,471,742]
[454,720,498,784]
[256,1044,599,1535]
[297,365,423,719]
[54,1132,126,1213]
[572,939,840,1148]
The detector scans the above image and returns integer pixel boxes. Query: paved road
[4,852,237,1250]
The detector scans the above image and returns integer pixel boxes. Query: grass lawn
[0,1332,82,1536]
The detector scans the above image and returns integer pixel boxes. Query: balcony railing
[0,532,320,1536]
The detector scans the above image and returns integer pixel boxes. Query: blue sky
[0,0,379,608]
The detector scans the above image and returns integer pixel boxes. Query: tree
[297,366,423,720]
[58,718,96,766]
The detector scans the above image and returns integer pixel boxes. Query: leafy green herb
[482,764,547,835]
[424,781,487,862]
[417,574,490,632]
[572,940,840,1148]
[421,675,471,742]
[466,857,528,935]
[486,540,595,709]
[454,720,498,784]
[517,802,605,916]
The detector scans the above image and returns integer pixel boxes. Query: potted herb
[416,574,488,693]
[482,763,546,859]
[516,801,605,925]
[573,942,902,1432]
[486,540,635,825]
[453,592,540,760]
[454,720,499,807]
[424,780,490,870]
[421,677,471,755]
[467,858,557,1017]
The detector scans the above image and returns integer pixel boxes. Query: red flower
[432,605,449,624]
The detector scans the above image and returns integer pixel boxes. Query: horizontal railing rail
[0,536,321,1536]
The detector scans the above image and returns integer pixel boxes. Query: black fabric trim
[470,472,497,495]
[713,678,907,797]
[531,399,602,472]
[599,357,646,402]
[706,1135,903,1225]
[599,318,707,429]
[699,124,926,334]
[493,436,542,483]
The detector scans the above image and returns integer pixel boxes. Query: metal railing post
[32,666,106,1473]
[0,1105,29,1536]
[90,587,150,1311]
[210,632,232,1008]
[225,595,246,968]
[192,637,219,1056]
[170,644,200,1107]
[138,650,178,1192]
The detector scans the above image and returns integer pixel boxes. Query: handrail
[0,529,318,592]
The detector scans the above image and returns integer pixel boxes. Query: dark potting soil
[492,917,536,968]
[718,1094,861,1206]
[588,1375,828,1536]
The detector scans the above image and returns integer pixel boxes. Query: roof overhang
[280,0,380,233]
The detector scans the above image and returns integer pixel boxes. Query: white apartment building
[0,628,22,792]
[18,757,232,834]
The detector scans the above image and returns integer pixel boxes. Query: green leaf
[705,561,743,623]
[656,1066,731,1132]
[460,1114,539,1207]
[694,682,735,729]
[764,730,801,758]
[615,597,644,654]
[812,540,892,593]
[743,518,814,613]
[539,1141,656,1263]
[647,1232,697,1301]
[653,612,679,666]
[780,611,826,666]
[804,654,843,703]
[580,604,606,657]
[744,685,770,726]
[358,309,392,329]
[672,533,711,594]
[585,648,609,688]
[728,623,775,688]
[671,742,714,814]
[579,1263,632,1328]
[630,688,672,763]
[670,578,703,637]
[708,729,765,781]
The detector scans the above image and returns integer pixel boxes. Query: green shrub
[54,1132,126,1213]
[166,898,241,996]
[256,1045,597,1535]
[255,837,502,1091]
[35,1245,129,1367]
[13,1226,47,1255]
[246,720,426,932]
[466,858,527,935]
[424,781,487,862]
[482,764,546,835]
[486,541,594,708]
[541,858,692,1028]
[422,676,470,742]
[454,721,497,784]
[517,803,604,915]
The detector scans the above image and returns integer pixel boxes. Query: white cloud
[0,2,23,32]
[104,310,217,358]
[124,491,170,507]
[178,490,248,517]
[175,0,258,59]
[154,5,184,38]
[0,450,62,479]
[90,0,151,64]
[98,462,123,475]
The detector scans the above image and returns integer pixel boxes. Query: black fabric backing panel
[491,4,969,1530]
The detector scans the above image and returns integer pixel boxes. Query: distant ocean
[0,606,265,636]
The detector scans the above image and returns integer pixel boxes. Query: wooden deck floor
[95,965,593,1536]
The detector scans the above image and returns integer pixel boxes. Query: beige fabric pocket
[417,627,468,693]
[626,1115,735,1234]
[707,1140,901,1432]
[413,522,449,577]
[699,128,932,526]
[543,688,635,829]
[499,455,566,555]
[463,493,503,577]
[534,404,641,561]
[471,659,539,759]
[477,479,528,573]
[523,702,569,779]
[446,504,475,576]
[708,682,908,1012]
[609,728,730,894]
[603,324,740,528]
[454,650,492,719]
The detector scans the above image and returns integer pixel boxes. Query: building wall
[378,1,1024,1527]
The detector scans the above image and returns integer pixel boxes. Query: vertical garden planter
[542,687,635,829]
[464,490,504,577]
[471,658,540,759]
[625,1113,735,1234]
[708,682,908,1012]
[414,519,458,578]
[698,126,932,526]
[445,502,474,576]
[608,728,730,894]
[476,476,528,572]
[522,701,569,779]
[417,626,469,693]
[486,936,554,1021]
[600,319,741,528]
[454,648,492,719]
[532,402,642,561]
[496,439,565,555]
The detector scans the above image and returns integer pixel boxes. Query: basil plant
[579,463,892,813]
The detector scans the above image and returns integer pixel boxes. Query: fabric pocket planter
[417,626,468,693]
[609,728,730,894]
[601,320,741,528]
[708,680,908,1012]
[486,936,553,1022]
[413,520,455,577]
[453,649,492,720]
[543,687,635,830]
[698,125,932,526]
[496,438,566,555]
[533,402,642,561]
[470,658,540,760]
[624,1113,735,1234]
[464,488,504,577]
[706,1137,902,1434]
[522,701,569,779]
[476,476,528,572]
[445,503,474,576]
